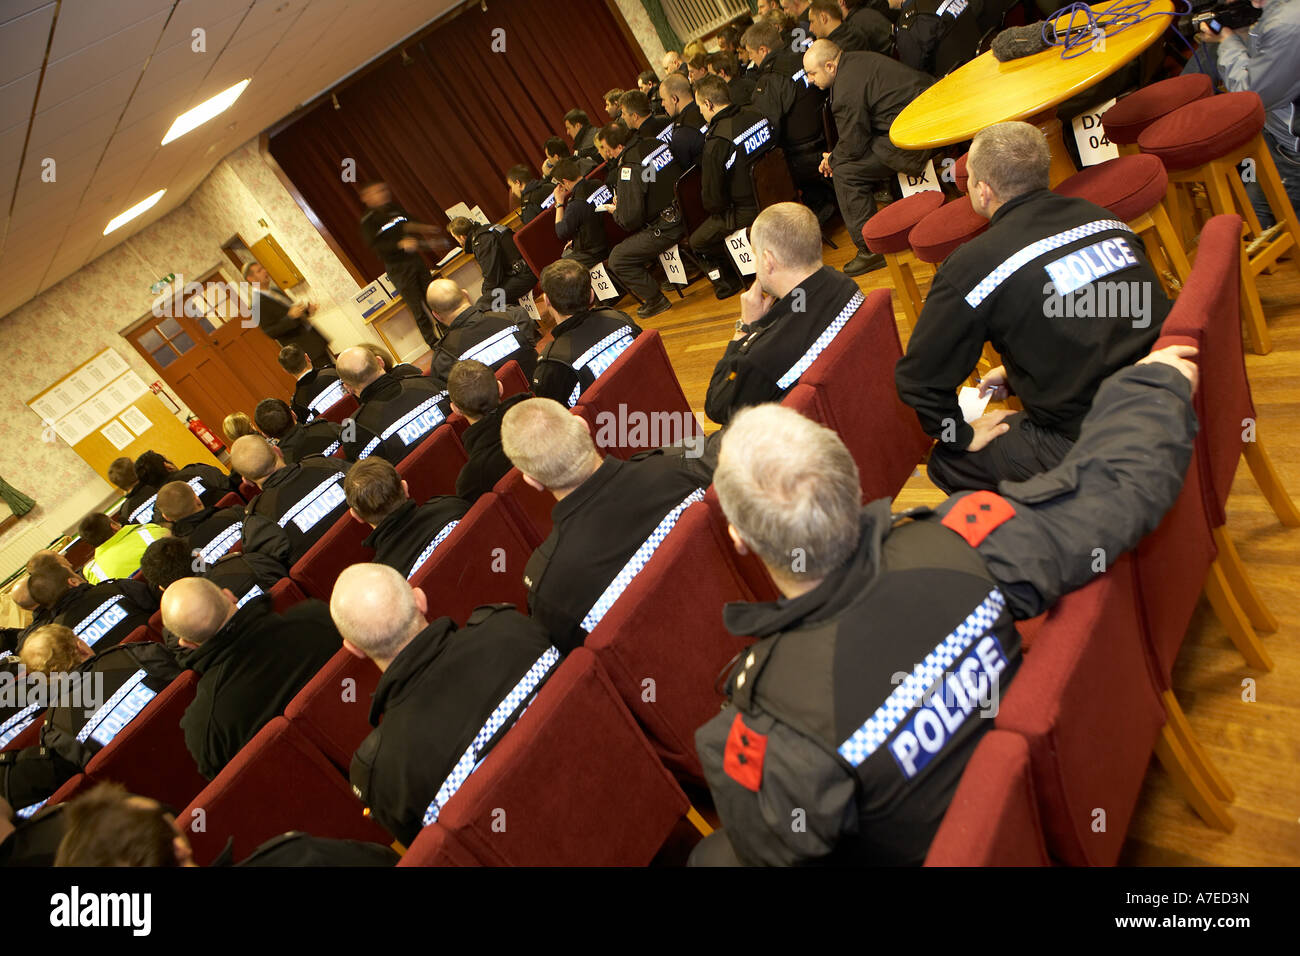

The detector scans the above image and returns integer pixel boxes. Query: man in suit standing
[243,262,331,367]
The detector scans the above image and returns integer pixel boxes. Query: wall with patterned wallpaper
[0,138,375,564]
[613,0,671,69]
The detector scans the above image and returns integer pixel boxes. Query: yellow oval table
[890,0,1175,184]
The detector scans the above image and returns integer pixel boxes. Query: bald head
[336,346,384,392]
[229,436,280,485]
[10,576,36,612]
[161,577,237,647]
[330,564,426,669]
[426,279,470,323]
[157,481,204,522]
[501,398,601,494]
[802,39,841,89]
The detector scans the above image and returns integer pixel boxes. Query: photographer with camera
[1188,0,1300,226]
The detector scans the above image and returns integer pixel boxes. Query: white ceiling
[0,0,460,319]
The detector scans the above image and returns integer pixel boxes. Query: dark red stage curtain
[268,0,645,280]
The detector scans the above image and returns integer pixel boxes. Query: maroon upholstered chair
[909,197,988,264]
[284,647,381,773]
[1101,73,1214,150]
[237,479,261,502]
[119,624,157,644]
[924,730,1050,866]
[394,422,468,504]
[861,190,945,334]
[397,821,484,866]
[318,393,359,426]
[513,205,565,279]
[215,492,244,509]
[289,512,375,601]
[268,576,308,613]
[181,717,392,865]
[953,151,970,194]
[492,466,555,549]
[1,710,43,752]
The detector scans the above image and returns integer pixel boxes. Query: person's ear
[497,380,504,398]
[348,507,367,525]
[173,833,195,867]
[411,587,429,618]
[521,473,545,493]
[400,479,410,499]
[449,400,464,417]
[726,523,751,556]
[342,638,367,660]
[220,587,238,606]
[178,637,198,650]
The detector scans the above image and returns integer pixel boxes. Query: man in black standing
[243,262,331,368]
[358,180,440,350]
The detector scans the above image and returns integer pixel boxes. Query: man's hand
[551,183,570,205]
[1198,22,1233,42]
[542,156,557,176]
[977,365,1009,401]
[739,280,774,331]
[287,303,307,319]
[397,237,419,252]
[819,152,834,178]
[1138,344,1199,392]
[965,408,1014,452]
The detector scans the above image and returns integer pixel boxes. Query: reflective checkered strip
[77,668,148,744]
[278,474,346,528]
[308,379,347,417]
[130,476,207,524]
[136,526,159,546]
[0,704,40,749]
[422,645,561,824]
[15,800,45,820]
[237,585,264,608]
[580,488,705,632]
[776,290,864,390]
[323,441,341,457]
[73,595,127,645]
[406,520,460,579]
[199,522,242,564]
[460,327,522,367]
[837,589,1006,767]
[566,326,635,407]
[356,393,448,457]
[963,220,1134,308]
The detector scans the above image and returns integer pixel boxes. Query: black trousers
[926,412,1076,494]
[475,268,538,311]
[387,263,437,348]
[608,215,686,304]
[832,154,894,253]
[786,141,837,218]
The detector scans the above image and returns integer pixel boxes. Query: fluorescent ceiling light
[104,189,166,235]
[161,79,250,145]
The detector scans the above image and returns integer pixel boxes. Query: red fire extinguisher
[187,416,226,455]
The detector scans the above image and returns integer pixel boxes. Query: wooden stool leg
[1204,560,1275,671]
[1242,437,1300,526]
[1238,242,1273,355]
[686,805,714,837]
[1228,165,1267,238]
[1165,182,1197,250]
[1213,526,1278,633]
[1154,728,1236,831]
[885,253,922,340]
[1162,690,1235,802]
[1149,201,1191,285]
[1253,143,1300,274]
[1203,160,1239,217]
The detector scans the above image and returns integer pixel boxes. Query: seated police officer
[448,360,530,503]
[637,69,665,113]
[0,576,49,655]
[808,0,892,52]
[600,122,686,320]
[692,74,776,300]
[692,345,1199,865]
[0,624,181,816]
[343,459,469,580]
[447,216,537,312]
[162,576,340,780]
[335,346,450,464]
[895,122,1170,494]
[133,450,238,522]
[254,397,343,464]
[76,512,169,585]
[329,563,556,848]
[155,480,246,567]
[501,398,706,652]
[564,108,603,165]
[230,435,349,567]
[619,90,671,146]
[705,203,864,426]
[24,550,157,652]
[531,258,642,407]
[107,457,158,527]
[507,163,556,225]
[660,73,707,170]
[888,0,983,77]
[279,344,347,423]
[425,279,539,391]
[708,51,757,106]
[552,158,614,270]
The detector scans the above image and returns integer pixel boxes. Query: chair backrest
[495,359,532,399]
[435,648,689,865]
[781,289,931,502]
[512,204,565,279]
[237,479,260,502]
[394,422,469,504]
[215,492,244,509]
[289,512,375,601]
[269,576,308,613]
[994,556,1165,865]
[318,392,359,426]
[924,730,1050,866]
[284,646,381,773]
[119,624,157,644]
[571,330,702,460]
[493,467,555,548]
[585,501,769,782]
[407,491,533,624]
[751,146,798,210]
[46,772,91,807]
[397,821,483,866]
[83,671,209,812]
[674,164,709,235]
[181,716,391,865]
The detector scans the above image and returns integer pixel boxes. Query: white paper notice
[100,419,134,450]
[120,405,152,437]
[659,245,688,285]
[725,228,757,277]
[1071,99,1119,167]
[958,386,992,424]
[896,159,943,198]
[519,291,541,323]
[589,263,620,301]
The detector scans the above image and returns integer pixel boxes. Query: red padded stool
[861,190,945,336]
[1140,91,1300,354]
[953,152,969,194]
[1055,153,1191,295]
[1102,74,1213,152]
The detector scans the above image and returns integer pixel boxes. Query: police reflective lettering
[78,670,158,747]
[309,380,347,416]
[279,476,347,533]
[587,185,613,207]
[200,522,242,564]
[642,144,676,173]
[1042,236,1138,295]
[75,597,129,647]
[735,118,772,156]
[0,704,40,748]
[460,327,523,368]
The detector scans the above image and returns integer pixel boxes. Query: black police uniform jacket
[428,305,539,391]
[350,606,555,847]
[555,179,614,265]
[275,418,343,465]
[456,392,531,503]
[530,308,642,407]
[705,266,865,425]
[518,178,554,225]
[172,503,247,566]
[342,373,450,465]
[696,361,1200,865]
[182,596,340,780]
[896,0,983,78]
[701,104,775,226]
[667,101,708,170]
[128,462,238,525]
[828,51,933,174]
[895,189,1169,450]
[750,50,828,158]
[573,123,601,164]
[524,452,707,653]
[467,223,535,298]
[115,482,159,525]
[829,13,892,54]
[292,366,347,423]
[241,457,350,567]
[1,642,181,812]
[360,200,430,286]
[50,578,158,652]
[364,497,472,580]
[155,552,289,652]
[611,134,684,233]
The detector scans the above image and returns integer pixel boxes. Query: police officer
[507,163,555,225]
[425,279,539,390]
[691,75,776,300]
[551,158,614,270]
[107,457,158,527]
[230,436,349,567]
[359,180,440,349]
[808,0,891,52]
[243,261,331,368]
[447,216,537,312]
[619,90,672,146]
[162,577,340,780]
[132,450,238,524]
[343,459,470,580]
[279,344,347,423]
[448,360,531,504]
[563,108,602,165]
[155,480,247,567]
[692,345,1199,865]
[254,398,343,464]
[531,259,643,407]
[601,122,687,319]
[889,0,983,77]
[501,399,707,653]
[660,73,708,170]
[330,563,556,848]
[708,52,757,106]
[895,122,1171,493]
[25,551,157,652]
[76,512,169,585]
[333,346,451,465]
[744,20,836,223]
[805,39,934,275]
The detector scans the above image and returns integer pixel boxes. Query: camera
[1191,0,1262,33]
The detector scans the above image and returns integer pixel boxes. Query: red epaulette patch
[723,712,768,792]
[941,491,1016,548]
